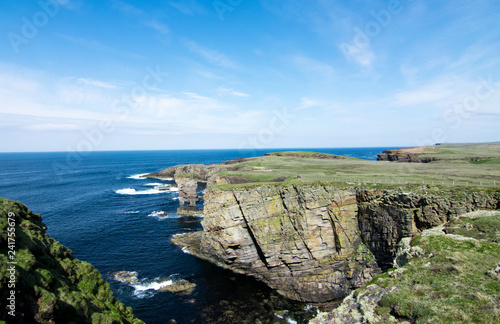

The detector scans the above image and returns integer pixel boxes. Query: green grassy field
[371,212,500,323]
[214,143,500,188]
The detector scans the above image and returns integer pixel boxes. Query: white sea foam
[128,173,149,179]
[145,183,163,186]
[181,246,191,254]
[123,211,140,214]
[148,210,170,218]
[115,188,167,195]
[132,279,174,292]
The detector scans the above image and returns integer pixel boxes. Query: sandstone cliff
[0,198,143,323]
[173,184,500,303]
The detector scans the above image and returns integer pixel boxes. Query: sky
[0,0,499,152]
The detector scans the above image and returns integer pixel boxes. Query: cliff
[377,142,500,163]
[312,210,500,323]
[0,198,143,324]
[173,183,500,303]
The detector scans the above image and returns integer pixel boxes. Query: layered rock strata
[173,184,500,303]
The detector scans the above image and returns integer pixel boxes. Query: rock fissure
[232,191,270,269]
[175,183,499,303]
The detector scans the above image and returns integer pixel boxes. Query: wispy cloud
[77,78,118,89]
[24,124,81,131]
[183,40,240,70]
[216,86,250,97]
[291,54,335,78]
[57,34,143,59]
[393,80,461,107]
[295,97,324,111]
[168,1,207,15]
[109,0,169,35]
[338,43,375,67]
[109,0,142,16]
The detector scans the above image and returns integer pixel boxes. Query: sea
[0,147,395,324]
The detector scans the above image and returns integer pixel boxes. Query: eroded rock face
[173,184,500,303]
[356,188,500,269]
[198,185,380,303]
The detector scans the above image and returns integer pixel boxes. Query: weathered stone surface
[356,188,500,269]
[173,183,499,303]
[177,184,381,303]
[176,177,200,208]
[159,280,196,295]
[310,285,398,324]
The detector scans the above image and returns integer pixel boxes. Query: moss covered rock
[0,198,144,324]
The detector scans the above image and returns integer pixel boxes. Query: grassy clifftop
[0,198,143,324]
[211,143,500,189]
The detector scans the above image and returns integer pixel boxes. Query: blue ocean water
[0,147,395,323]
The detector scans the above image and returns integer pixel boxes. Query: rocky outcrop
[177,184,381,303]
[0,198,143,323]
[377,149,437,163]
[309,284,398,324]
[265,152,348,159]
[176,175,203,216]
[173,184,500,303]
[144,157,262,182]
[357,187,500,269]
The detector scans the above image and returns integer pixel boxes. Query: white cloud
[168,1,207,15]
[393,80,462,108]
[291,54,335,77]
[295,97,324,111]
[337,42,375,67]
[216,86,250,97]
[184,40,240,70]
[144,20,170,34]
[77,78,118,89]
[24,124,80,131]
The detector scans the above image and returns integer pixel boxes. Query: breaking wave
[115,188,167,195]
[127,173,149,179]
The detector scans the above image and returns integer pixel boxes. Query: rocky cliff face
[0,198,143,323]
[357,187,500,269]
[173,184,500,303]
[181,184,381,303]
[377,150,436,163]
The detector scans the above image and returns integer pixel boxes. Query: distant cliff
[173,183,500,303]
[0,198,143,324]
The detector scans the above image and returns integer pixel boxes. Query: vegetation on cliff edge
[368,212,500,323]
[0,198,144,324]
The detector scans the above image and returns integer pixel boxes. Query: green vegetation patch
[373,232,500,323]
[444,214,500,242]
[0,198,144,323]
[176,172,199,179]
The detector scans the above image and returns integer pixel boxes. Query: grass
[210,145,500,190]
[420,143,500,160]
[370,218,500,323]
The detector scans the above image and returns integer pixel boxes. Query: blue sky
[0,0,499,152]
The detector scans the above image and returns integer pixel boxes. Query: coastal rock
[357,188,500,269]
[177,184,381,303]
[173,183,500,303]
[159,280,196,295]
[176,176,200,206]
[0,198,143,323]
[309,285,398,324]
